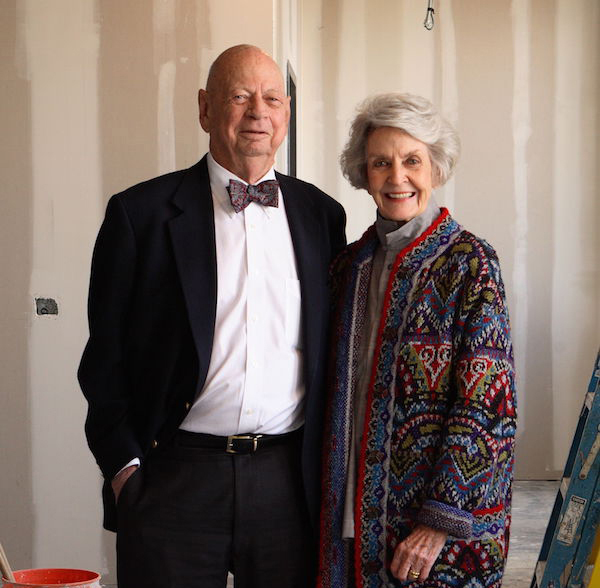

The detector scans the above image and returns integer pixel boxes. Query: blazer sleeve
[416,241,517,538]
[78,194,143,480]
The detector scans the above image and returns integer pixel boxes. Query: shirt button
[185,402,191,411]
[387,263,393,270]
[245,409,254,416]
[151,440,159,449]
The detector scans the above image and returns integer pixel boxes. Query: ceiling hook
[424,0,435,30]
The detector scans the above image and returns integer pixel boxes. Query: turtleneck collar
[375,196,441,252]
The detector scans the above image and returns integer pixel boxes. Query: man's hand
[389,524,447,582]
[111,465,139,503]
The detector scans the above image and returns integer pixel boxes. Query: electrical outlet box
[35,298,58,316]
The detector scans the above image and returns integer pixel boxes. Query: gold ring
[408,569,421,579]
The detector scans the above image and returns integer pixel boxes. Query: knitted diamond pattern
[318,209,516,588]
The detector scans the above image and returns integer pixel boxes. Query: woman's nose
[389,163,407,184]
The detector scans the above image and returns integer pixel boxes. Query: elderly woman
[318,93,516,588]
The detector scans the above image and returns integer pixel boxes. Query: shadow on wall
[0,0,34,570]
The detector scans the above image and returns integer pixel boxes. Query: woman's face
[365,127,435,222]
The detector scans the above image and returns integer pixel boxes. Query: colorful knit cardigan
[318,209,517,588]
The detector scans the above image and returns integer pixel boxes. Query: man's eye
[231,95,248,103]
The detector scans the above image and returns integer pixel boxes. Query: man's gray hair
[340,93,460,190]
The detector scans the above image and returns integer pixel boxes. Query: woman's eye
[406,157,420,166]
[373,160,389,168]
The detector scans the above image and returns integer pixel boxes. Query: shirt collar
[207,152,278,218]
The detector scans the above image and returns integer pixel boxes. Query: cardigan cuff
[416,500,474,539]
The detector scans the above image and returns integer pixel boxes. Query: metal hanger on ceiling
[424,0,435,30]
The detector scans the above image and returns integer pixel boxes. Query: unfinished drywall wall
[1,0,599,583]
[0,0,284,584]
[298,0,600,479]
[0,0,34,571]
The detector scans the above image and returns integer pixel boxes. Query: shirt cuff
[114,457,141,479]
[416,500,474,539]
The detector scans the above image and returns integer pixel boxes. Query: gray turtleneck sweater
[342,196,441,539]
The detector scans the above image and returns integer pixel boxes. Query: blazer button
[185,402,191,411]
[151,439,159,449]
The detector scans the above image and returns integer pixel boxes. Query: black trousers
[116,433,315,588]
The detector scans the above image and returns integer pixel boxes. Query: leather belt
[175,428,302,454]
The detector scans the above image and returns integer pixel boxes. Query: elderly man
[79,44,346,588]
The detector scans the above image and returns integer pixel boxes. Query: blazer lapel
[277,173,324,394]
[169,156,216,388]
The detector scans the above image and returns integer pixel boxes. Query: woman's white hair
[340,93,460,190]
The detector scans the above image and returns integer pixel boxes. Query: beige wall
[0,0,288,583]
[299,0,600,480]
[0,0,598,582]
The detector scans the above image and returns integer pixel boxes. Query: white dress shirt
[179,153,305,435]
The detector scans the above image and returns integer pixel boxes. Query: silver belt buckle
[226,434,263,454]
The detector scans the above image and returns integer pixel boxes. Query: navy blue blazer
[78,156,346,531]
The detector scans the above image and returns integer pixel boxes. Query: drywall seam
[439,1,458,213]
[510,0,531,440]
[154,0,177,174]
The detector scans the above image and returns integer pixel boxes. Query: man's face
[199,50,290,178]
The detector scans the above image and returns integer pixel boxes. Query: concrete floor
[503,479,560,588]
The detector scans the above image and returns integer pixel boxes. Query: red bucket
[2,569,101,587]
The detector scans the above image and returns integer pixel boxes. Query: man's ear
[284,95,291,124]
[198,89,210,132]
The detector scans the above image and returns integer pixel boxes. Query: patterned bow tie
[226,179,279,213]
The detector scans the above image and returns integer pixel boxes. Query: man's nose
[246,95,267,118]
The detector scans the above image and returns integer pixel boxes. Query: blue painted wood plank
[531,349,600,588]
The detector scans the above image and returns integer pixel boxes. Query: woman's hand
[389,524,447,582]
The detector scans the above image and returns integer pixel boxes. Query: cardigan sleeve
[416,239,517,538]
